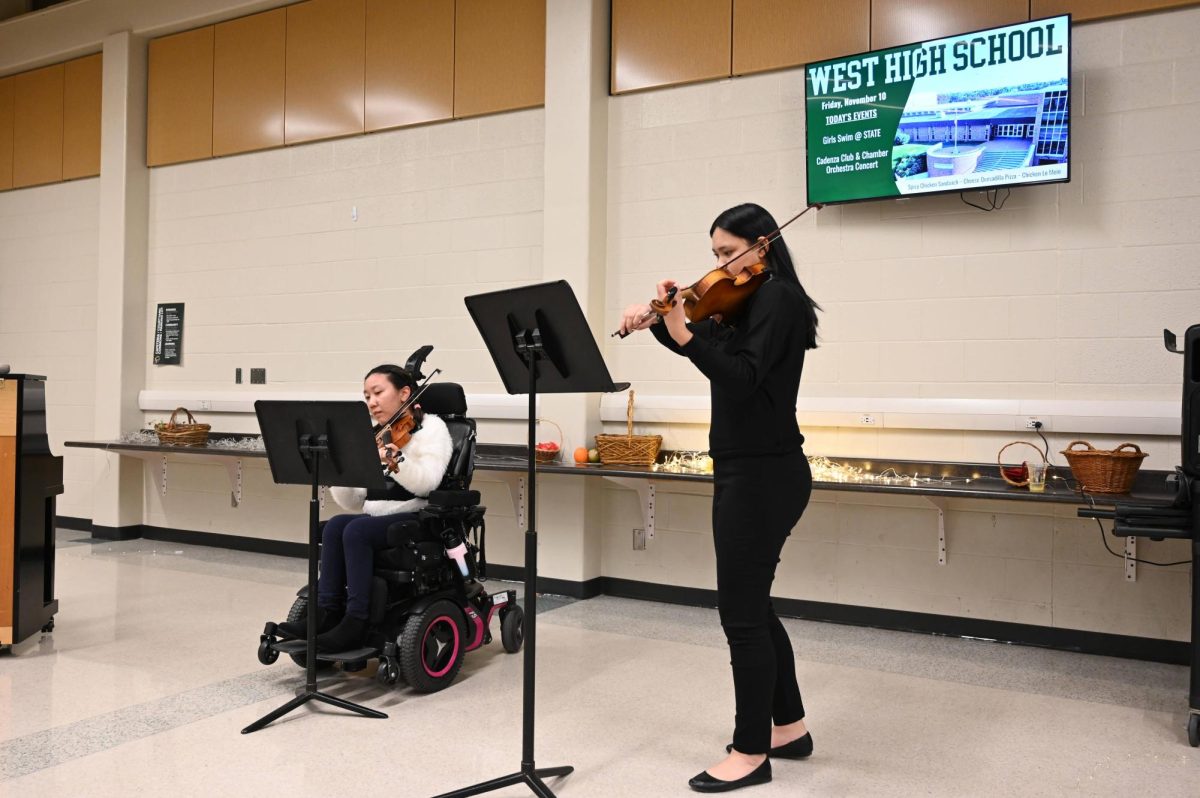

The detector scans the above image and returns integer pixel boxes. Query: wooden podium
[1,374,62,648]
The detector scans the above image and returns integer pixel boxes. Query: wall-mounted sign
[153,303,184,365]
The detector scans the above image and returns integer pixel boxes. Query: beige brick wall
[0,5,1195,640]
[599,10,1200,639]
[145,112,545,397]
[0,178,99,519]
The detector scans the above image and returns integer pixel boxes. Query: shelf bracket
[922,496,948,565]
[223,459,243,508]
[601,476,656,544]
[492,473,527,530]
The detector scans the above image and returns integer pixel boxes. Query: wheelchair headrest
[420,383,467,416]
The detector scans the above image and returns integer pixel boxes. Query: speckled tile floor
[0,531,1197,797]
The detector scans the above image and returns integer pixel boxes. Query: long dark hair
[710,203,821,350]
[365,364,417,393]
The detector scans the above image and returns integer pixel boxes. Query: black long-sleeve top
[650,276,807,459]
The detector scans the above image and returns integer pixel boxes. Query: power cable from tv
[960,187,1010,212]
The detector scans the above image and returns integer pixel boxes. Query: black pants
[712,450,812,755]
[317,512,418,619]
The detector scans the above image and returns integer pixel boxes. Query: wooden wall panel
[871,0,1030,50]
[455,0,545,116]
[1033,0,1199,22]
[733,0,870,76]
[147,26,214,167]
[612,0,731,94]
[0,78,12,191]
[365,0,454,131]
[285,0,366,145]
[12,64,64,189]
[214,9,285,156]
[62,53,102,180]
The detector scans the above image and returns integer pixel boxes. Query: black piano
[1,373,62,649]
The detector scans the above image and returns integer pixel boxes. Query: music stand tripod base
[242,400,392,734]
[432,765,575,798]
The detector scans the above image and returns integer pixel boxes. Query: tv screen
[805,15,1070,205]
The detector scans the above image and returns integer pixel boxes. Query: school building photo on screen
[892,83,1069,183]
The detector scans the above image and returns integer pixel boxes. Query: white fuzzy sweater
[329,413,453,516]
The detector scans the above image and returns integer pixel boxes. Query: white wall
[0,2,1195,642]
[135,112,545,535]
[600,10,1199,640]
[0,178,99,519]
[146,114,545,398]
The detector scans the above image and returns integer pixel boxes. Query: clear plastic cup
[1028,462,1047,493]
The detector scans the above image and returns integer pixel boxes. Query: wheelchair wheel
[399,599,465,693]
[500,605,524,654]
[376,655,401,687]
[257,637,279,665]
[284,595,335,671]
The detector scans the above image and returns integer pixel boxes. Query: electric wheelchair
[255,379,524,693]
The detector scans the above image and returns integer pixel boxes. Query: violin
[613,204,821,338]
[656,260,769,326]
[375,368,440,473]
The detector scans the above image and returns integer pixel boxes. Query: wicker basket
[535,418,563,464]
[997,440,1046,487]
[1060,440,1147,494]
[154,407,211,447]
[595,390,661,466]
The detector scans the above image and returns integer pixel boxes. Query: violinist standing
[276,365,453,652]
[619,203,822,793]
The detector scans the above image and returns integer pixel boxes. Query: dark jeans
[712,450,812,755]
[317,512,417,619]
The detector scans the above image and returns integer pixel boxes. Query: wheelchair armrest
[428,489,480,508]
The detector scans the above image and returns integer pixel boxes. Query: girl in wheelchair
[277,364,453,652]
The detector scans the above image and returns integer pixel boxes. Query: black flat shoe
[278,606,342,639]
[688,759,771,793]
[315,614,368,653]
[726,732,812,759]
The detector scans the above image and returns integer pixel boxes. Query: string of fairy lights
[120,430,1073,491]
[652,451,1077,490]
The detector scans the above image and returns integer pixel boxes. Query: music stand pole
[243,407,390,734]
[436,281,628,798]
[434,340,572,798]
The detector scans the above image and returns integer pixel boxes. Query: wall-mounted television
[805,15,1070,205]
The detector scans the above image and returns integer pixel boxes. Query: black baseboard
[599,576,1190,667]
[140,525,308,559]
[486,564,604,600]
[57,519,1189,665]
[89,523,142,541]
[57,516,93,533]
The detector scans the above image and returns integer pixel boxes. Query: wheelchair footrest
[273,640,378,662]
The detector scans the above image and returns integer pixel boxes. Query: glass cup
[1027,461,1047,493]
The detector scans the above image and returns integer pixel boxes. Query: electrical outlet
[250,368,266,385]
[859,414,877,426]
[197,400,211,411]
[632,528,646,550]
[1025,417,1043,429]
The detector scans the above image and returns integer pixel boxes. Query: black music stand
[241,400,391,734]
[435,281,628,798]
